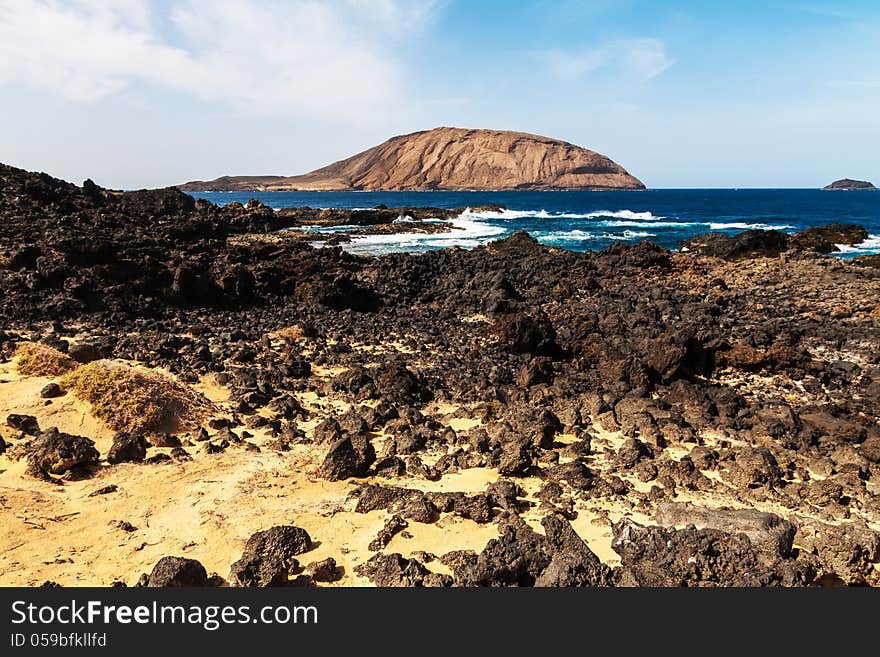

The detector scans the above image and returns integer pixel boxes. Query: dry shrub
[274,324,316,341]
[14,342,77,376]
[60,361,215,433]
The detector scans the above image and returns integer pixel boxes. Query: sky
[0,0,878,189]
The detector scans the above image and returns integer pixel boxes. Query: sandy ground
[2,346,873,586]
[0,344,647,586]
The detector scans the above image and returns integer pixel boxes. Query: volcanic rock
[145,556,209,587]
[106,433,148,464]
[681,230,790,260]
[6,414,40,436]
[228,525,313,587]
[612,518,815,586]
[823,179,875,190]
[317,434,376,481]
[790,224,869,253]
[654,502,796,557]
[26,428,100,478]
[354,552,451,587]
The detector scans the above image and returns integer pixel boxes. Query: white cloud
[540,38,673,82]
[0,0,440,121]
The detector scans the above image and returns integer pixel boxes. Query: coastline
[2,164,879,587]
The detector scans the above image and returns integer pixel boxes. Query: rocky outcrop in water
[823,179,876,190]
[681,223,869,259]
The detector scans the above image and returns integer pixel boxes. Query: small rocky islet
[823,178,876,191]
[1,162,879,587]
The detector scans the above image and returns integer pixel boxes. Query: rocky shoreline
[1,163,879,587]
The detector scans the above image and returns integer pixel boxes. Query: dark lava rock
[654,502,796,557]
[611,518,815,586]
[486,480,527,511]
[317,434,376,481]
[498,437,535,476]
[722,446,784,489]
[453,514,552,586]
[330,366,375,400]
[796,519,880,585]
[170,446,193,461]
[374,361,432,405]
[304,557,340,582]
[860,435,880,463]
[317,275,380,312]
[150,433,181,448]
[369,515,408,551]
[354,553,451,587]
[517,357,554,387]
[88,484,118,496]
[427,491,493,523]
[312,417,344,444]
[614,437,654,469]
[681,230,790,260]
[373,455,407,477]
[228,525,313,587]
[493,311,558,355]
[534,514,614,587]
[40,382,63,399]
[452,512,613,587]
[146,556,209,587]
[26,428,100,478]
[790,224,869,253]
[545,461,594,490]
[853,254,880,269]
[106,432,148,464]
[596,240,672,269]
[6,414,40,436]
[352,484,439,523]
[68,342,102,363]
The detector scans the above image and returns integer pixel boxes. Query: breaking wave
[709,222,795,230]
[834,234,880,255]
[462,208,665,221]
[310,216,506,255]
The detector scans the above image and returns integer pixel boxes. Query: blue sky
[1,0,878,188]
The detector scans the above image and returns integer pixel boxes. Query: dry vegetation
[13,342,77,376]
[273,324,315,341]
[59,361,215,433]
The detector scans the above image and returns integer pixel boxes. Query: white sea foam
[708,222,795,230]
[834,234,880,254]
[533,229,590,242]
[461,208,665,221]
[601,220,693,228]
[326,216,507,255]
[459,208,545,220]
[534,229,656,244]
[583,210,663,220]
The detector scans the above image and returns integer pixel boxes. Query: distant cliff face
[179,127,645,192]
[823,178,876,190]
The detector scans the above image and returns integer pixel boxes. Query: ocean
[189,189,880,257]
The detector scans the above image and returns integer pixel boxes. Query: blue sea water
[190,189,880,257]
